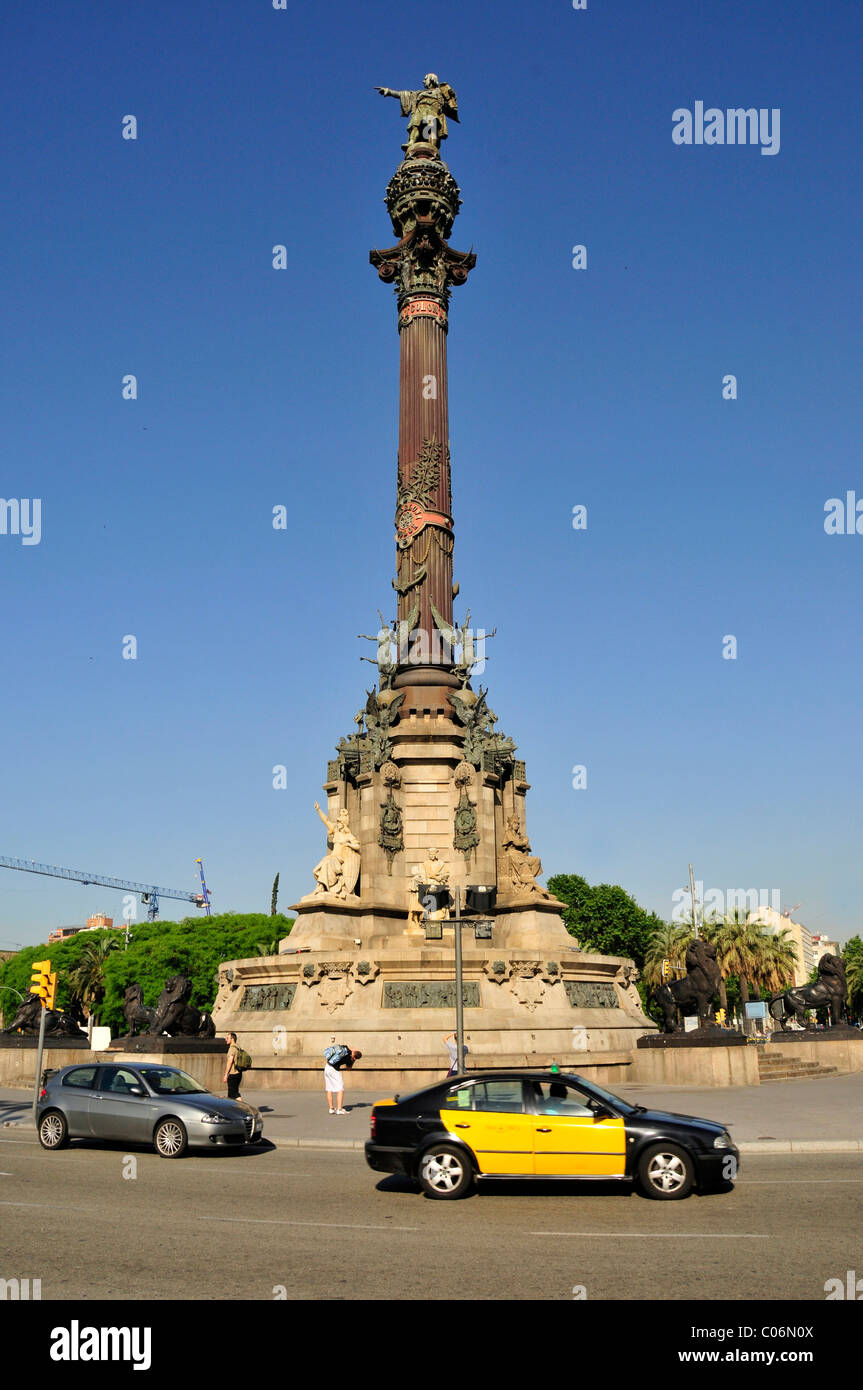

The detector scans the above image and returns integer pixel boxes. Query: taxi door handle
[454,1122,470,1129]
[536,1126,552,1133]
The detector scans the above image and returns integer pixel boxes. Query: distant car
[365,1071,738,1200]
[37,1062,263,1158]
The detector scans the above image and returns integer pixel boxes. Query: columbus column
[213,78,655,1086]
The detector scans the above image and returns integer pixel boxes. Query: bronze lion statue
[1,993,86,1038]
[144,974,215,1039]
[122,984,157,1036]
[653,939,722,1033]
[770,954,847,1031]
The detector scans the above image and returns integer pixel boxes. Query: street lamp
[423,884,497,1072]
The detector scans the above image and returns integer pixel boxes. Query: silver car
[37,1062,263,1158]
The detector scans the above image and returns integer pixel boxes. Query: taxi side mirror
[590,1103,612,1122]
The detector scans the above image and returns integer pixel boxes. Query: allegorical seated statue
[653,939,722,1034]
[375,73,459,152]
[769,953,847,1032]
[407,847,451,929]
[144,974,215,1039]
[311,802,361,898]
[121,983,157,1037]
[499,813,551,898]
[1,993,86,1038]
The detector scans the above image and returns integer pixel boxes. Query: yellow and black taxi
[365,1071,738,1200]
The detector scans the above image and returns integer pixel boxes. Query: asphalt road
[1,1133,859,1302]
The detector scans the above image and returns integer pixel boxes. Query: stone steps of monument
[758,1056,839,1081]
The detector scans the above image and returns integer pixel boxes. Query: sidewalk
[2,1074,862,1153]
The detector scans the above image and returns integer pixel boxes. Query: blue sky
[2,0,861,948]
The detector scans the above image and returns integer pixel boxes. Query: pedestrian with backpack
[223,1032,251,1100]
[323,1040,362,1114]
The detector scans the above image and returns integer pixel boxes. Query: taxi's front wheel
[418,1144,474,1199]
[637,1143,694,1199]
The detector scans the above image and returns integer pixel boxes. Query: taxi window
[472,1081,525,1113]
[441,1084,473,1110]
[532,1080,594,1116]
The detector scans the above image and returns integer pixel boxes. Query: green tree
[0,913,294,1035]
[752,929,797,995]
[642,921,692,992]
[67,933,122,1020]
[711,910,764,1006]
[843,936,863,1015]
[270,873,280,917]
[547,873,665,968]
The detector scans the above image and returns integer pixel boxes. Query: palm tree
[643,922,692,991]
[753,929,797,996]
[711,910,763,1008]
[844,953,863,1016]
[68,933,121,1020]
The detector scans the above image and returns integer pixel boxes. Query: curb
[4,1119,861,1155]
[737,1139,863,1154]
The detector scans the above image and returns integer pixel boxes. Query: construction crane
[0,855,212,921]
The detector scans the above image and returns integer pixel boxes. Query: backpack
[235,1047,252,1072]
[324,1043,351,1069]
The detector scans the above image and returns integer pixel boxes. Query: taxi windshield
[566,1076,639,1116]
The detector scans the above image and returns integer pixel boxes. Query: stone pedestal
[214,686,656,1088]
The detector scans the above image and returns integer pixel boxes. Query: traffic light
[45,972,58,1010]
[29,960,52,1007]
[716,1008,726,1026]
[661,958,671,979]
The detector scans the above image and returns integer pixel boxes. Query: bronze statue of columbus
[375,73,459,151]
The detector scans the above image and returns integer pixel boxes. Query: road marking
[738,1179,863,1184]
[530,1231,768,1238]
[199,1215,420,1233]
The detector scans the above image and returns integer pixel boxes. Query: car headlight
[199,1112,233,1125]
[712,1132,732,1149]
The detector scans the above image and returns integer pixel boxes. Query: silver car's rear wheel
[418,1145,474,1199]
[38,1110,68,1150]
[154,1118,188,1159]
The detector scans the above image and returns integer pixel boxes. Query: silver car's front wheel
[154,1118,188,1159]
[418,1145,473,1199]
[38,1110,68,1150]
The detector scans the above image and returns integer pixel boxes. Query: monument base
[212,904,656,1091]
[637,1030,748,1049]
[766,1026,861,1042]
[107,1036,226,1054]
[0,1034,88,1048]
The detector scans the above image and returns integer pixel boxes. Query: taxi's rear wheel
[637,1142,694,1199]
[418,1144,474,1199]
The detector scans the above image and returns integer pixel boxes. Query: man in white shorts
[324,1043,362,1114]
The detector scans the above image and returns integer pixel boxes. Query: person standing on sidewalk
[443,1031,467,1076]
[324,1042,362,1114]
[223,1032,242,1100]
